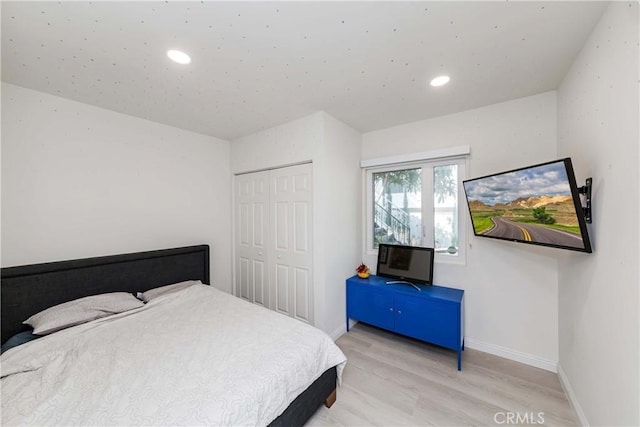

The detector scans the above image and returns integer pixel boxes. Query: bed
[1,245,346,426]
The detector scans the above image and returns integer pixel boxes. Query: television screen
[462,158,592,253]
[377,244,435,285]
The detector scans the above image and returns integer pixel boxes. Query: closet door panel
[234,171,269,308]
[235,163,313,324]
[294,267,310,322]
[294,202,309,253]
[239,203,250,246]
[252,260,266,306]
[269,163,313,323]
[253,203,266,247]
[275,263,290,314]
[238,257,250,300]
[274,201,289,251]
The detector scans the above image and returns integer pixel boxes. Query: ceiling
[1,1,608,141]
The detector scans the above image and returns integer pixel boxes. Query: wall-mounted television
[376,244,435,289]
[462,158,592,253]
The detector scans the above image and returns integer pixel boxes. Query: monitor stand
[386,280,421,292]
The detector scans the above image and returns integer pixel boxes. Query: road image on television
[463,160,589,251]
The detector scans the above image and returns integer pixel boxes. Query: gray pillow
[24,292,144,335]
[140,280,201,303]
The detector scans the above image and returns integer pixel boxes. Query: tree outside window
[369,160,463,259]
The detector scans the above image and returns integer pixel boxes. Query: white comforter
[1,284,346,426]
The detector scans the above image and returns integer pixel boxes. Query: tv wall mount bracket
[578,177,592,224]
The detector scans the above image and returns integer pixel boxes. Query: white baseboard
[337,323,557,373]
[464,337,558,373]
[329,319,359,341]
[558,364,589,426]
[329,323,348,341]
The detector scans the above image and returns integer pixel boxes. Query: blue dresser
[346,274,465,370]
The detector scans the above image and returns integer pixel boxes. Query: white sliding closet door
[234,163,313,324]
[235,171,270,308]
[269,164,313,323]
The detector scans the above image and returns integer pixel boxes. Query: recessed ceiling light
[167,49,191,65]
[430,75,450,87]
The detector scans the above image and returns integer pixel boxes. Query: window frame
[364,156,468,265]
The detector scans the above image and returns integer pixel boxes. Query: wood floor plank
[307,323,578,427]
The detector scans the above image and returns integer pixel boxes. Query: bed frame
[1,245,336,426]
[1,245,210,343]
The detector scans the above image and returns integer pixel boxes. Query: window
[366,157,467,263]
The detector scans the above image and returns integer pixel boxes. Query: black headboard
[1,245,210,344]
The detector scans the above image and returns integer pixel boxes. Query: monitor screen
[462,158,592,253]
[376,244,434,285]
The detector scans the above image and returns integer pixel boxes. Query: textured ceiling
[1,1,607,140]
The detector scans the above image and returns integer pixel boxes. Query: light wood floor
[307,323,578,427]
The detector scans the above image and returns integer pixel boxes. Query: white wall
[231,111,361,336]
[320,113,362,337]
[1,83,233,292]
[362,92,560,370]
[231,112,324,174]
[557,3,639,426]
